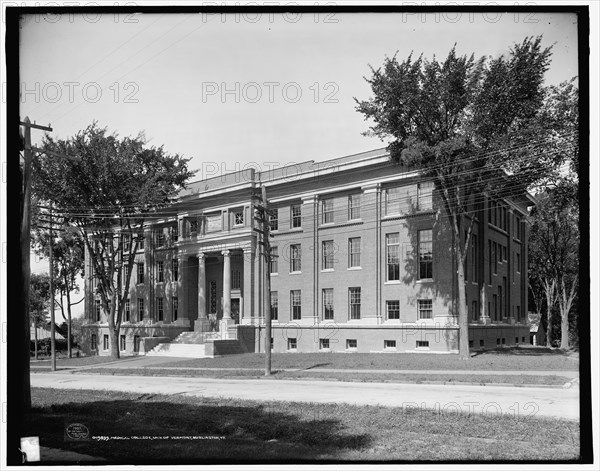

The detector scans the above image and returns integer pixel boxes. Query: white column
[195,253,208,332]
[177,255,190,326]
[222,250,232,319]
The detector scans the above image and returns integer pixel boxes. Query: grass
[31,355,118,368]
[24,387,579,463]
[155,347,579,371]
[73,367,572,386]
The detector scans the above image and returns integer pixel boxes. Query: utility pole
[20,117,52,410]
[253,185,274,376]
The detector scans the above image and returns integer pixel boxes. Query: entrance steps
[146,342,210,358]
[145,330,241,358]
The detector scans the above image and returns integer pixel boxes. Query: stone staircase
[145,330,239,358]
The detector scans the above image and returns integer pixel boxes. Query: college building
[81,147,532,356]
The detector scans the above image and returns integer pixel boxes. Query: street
[31,372,579,420]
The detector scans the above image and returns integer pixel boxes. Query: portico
[175,240,256,335]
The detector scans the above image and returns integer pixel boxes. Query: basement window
[346,339,357,350]
[287,338,297,351]
[319,338,330,350]
[416,340,429,349]
[384,340,397,350]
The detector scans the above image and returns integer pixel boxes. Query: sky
[14,6,584,316]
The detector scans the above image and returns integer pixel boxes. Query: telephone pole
[253,185,274,375]
[20,117,52,410]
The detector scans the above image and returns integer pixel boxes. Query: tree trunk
[108,323,120,360]
[560,308,569,349]
[34,323,38,360]
[543,280,555,348]
[456,241,470,360]
[65,283,72,358]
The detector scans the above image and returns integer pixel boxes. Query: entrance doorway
[231,298,240,324]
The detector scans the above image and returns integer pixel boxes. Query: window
[205,214,220,232]
[291,204,302,228]
[385,187,402,215]
[91,334,97,350]
[269,209,278,231]
[322,241,334,270]
[322,199,334,224]
[515,337,519,344]
[320,338,330,350]
[515,215,521,239]
[137,262,144,284]
[125,299,130,322]
[172,258,179,282]
[290,244,301,272]
[137,234,144,250]
[157,261,164,283]
[386,233,400,281]
[120,335,126,351]
[103,334,109,350]
[488,240,492,284]
[349,287,361,320]
[498,286,503,320]
[172,296,178,321]
[171,226,178,242]
[493,294,498,321]
[418,229,433,280]
[122,234,131,252]
[348,237,361,268]
[189,218,199,234]
[346,339,357,350]
[270,291,278,320]
[138,298,144,321]
[416,340,430,348]
[418,299,433,320]
[156,231,165,247]
[157,297,164,321]
[502,338,506,345]
[469,340,474,348]
[234,210,244,226]
[387,300,400,320]
[288,338,297,350]
[323,289,334,320]
[492,242,498,275]
[480,339,484,347]
[232,270,241,290]
[291,290,302,320]
[516,305,521,322]
[269,247,278,274]
[417,181,433,211]
[516,252,521,274]
[384,340,397,350]
[134,335,140,353]
[348,194,361,220]
[471,300,478,321]
[94,299,101,322]
[471,234,478,281]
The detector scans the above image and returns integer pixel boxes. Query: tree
[32,123,195,359]
[30,273,51,360]
[355,37,569,359]
[529,193,579,349]
[32,211,85,358]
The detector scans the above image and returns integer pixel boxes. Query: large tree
[32,123,195,359]
[29,273,51,360]
[32,208,85,358]
[356,37,572,358]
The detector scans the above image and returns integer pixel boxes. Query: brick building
[82,147,532,356]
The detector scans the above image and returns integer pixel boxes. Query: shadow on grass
[24,395,371,464]
[472,346,568,357]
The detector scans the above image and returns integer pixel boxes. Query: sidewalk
[30,354,579,378]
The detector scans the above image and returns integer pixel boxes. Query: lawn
[75,367,572,386]
[155,346,579,371]
[31,355,119,368]
[25,387,579,463]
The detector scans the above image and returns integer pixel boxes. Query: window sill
[270,273,278,276]
[384,280,401,285]
[321,269,334,273]
[347,266,362,271]
[416,278,434,283]
[289,271,302,275]
[320,222,335,227]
